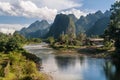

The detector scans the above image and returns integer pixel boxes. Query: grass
[0,51,51,80]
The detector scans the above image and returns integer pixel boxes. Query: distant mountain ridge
[18,20,50,38]
[86,17,110,36]
[18,10,111,38]
[75,10,111,35]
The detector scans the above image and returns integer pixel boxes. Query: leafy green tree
[47,37,55,45]
[5,38,22,52]
[0,33,9,42]
[13,32,26,44]
[0,32,27,53]
[105,1,120,53]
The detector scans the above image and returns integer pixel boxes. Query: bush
[0,41,7,52]
[5,39,22,52]
[103,41,113,50]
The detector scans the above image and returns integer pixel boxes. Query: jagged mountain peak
[17,10,111,38]
[68,14,78,23]
[104,10,111,17]
[95,10,103,15]
[75,10,109,35]
[47,14,76,38]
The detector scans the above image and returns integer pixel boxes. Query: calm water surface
[24,43,120,80]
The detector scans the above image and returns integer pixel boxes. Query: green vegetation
[0,52,48,80]
[46,37,55,45]
[47,33,86,50]
[0,32,26,53]
[104,1,120,53]
[46,14,84,50]
[0,33,50,80]
[27,38,42,44]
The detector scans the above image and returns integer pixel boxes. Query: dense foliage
[0,33,49,80]
[47,32,86,50]
[0,52,48,80]
[0,33,26,53]
[104,1,120,53]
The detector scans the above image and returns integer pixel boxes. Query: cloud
[0,0,57,21]
[38,0,82,10]
[0,24,28,34]
[0,0,83,21]
[61,8,87,18]
[0,28,15,34]
[0,2,17,16]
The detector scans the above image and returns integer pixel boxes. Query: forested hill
[47,14,76,39]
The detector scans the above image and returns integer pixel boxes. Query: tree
[77,33,86,42]
[0,33,26,53]
[0,41,7,52]
[47,37,55,45]
[59,34,66,44]
[13,32,26,44]
[5,37,22,52]
[105,1,120,53]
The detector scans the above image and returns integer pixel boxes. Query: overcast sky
[0,0,116,33]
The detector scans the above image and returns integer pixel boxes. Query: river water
[24,43,120,80]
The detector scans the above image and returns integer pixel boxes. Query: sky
[0,0,116,34]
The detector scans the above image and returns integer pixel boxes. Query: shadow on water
[79,56,85,66]
[103,60,120,80]
[55,56,76,70]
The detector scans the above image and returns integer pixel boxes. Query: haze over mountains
[18,10,111,38]
[17,20,50,38]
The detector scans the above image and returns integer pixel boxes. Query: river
[24,43,120,80]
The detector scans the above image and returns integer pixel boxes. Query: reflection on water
[24,43,120,80]
[55,56,76,70]
[103,60,120,80]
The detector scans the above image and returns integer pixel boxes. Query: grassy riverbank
[0,33,52,80]
[0,50,52,80]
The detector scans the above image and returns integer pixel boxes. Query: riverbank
[52,45,114,58]
[23,44,53,80]
[0,49,52,80]
[77,47,114,58]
